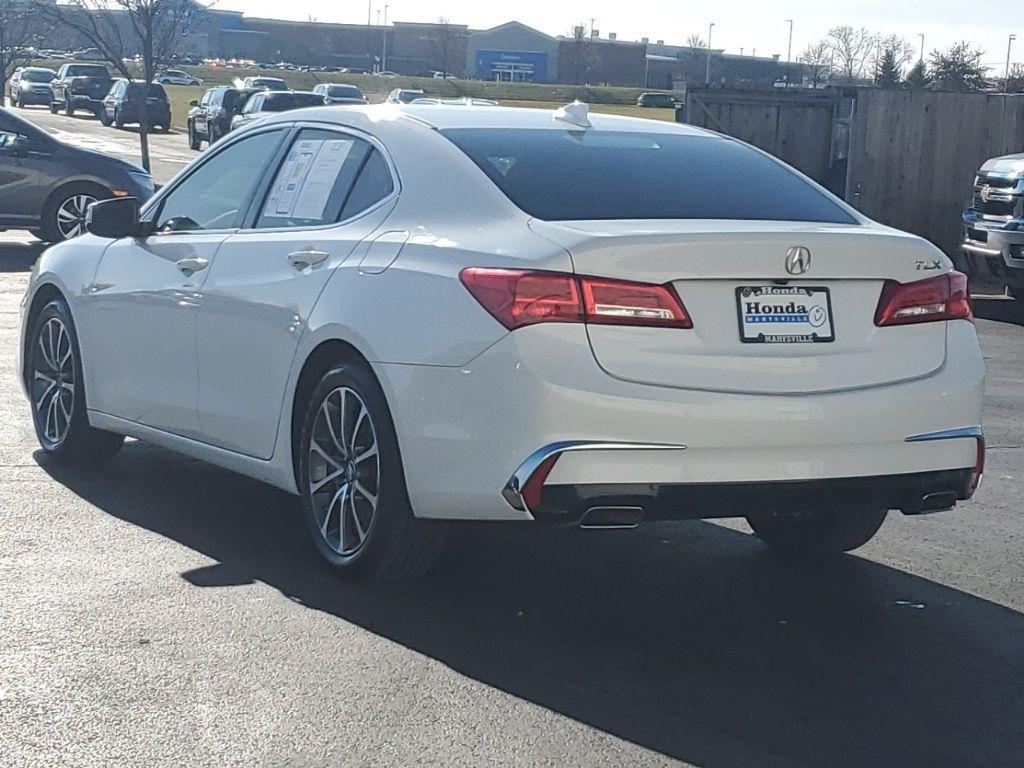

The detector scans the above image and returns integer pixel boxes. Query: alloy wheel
[307,387,381,556]
[32,317,75,447]
[55,194,97,240]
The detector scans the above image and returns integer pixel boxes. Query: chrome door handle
[287,249,330,270]
[176,256,209,275]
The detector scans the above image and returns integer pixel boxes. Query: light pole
[1006,34,1017,93]
[382,4,390,73]
[367,0,371,26]
[705,22,715,85]
[785,19,793,87]
[918,33,925,63]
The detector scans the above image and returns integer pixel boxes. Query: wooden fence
[682,87,1024,260]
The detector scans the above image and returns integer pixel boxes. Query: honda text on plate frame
[736,285,836,343]
[20,102,985,580]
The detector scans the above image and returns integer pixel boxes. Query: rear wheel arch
[289,339,374,485]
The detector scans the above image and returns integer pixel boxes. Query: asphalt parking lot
[1,224,1022,767]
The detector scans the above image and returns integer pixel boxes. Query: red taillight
[874,271,973,327]
[460,268,691,331]
[459,268,582,329]
[580,276,692,328]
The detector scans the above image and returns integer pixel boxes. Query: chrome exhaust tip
[579,506,644,529]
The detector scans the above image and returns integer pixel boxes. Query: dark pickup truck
[49,63,114,117]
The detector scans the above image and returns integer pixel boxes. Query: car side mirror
[189,99,199,107]
[86,197,142,239]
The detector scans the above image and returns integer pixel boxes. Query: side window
[340,149,395,220]
[243,95,261,113]
[200,91,211,107]
[154,130,284,233]
[255,129,372,229]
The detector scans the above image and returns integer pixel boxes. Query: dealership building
[27,6,807,90]
[465,22,559,82]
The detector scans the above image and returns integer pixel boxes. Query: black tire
[297,360,447,580]
[99,109,112,127]
[49,101,60,114]
[188,122,201,150]
[207,124,216,147]
[157,124,170,134]
[114,107,125,129]
[11,92,20,108]
[64,99,74,116]
[40,182,109,243]
[746,508,888,555]
[27,297,124,466]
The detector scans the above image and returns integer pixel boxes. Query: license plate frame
[736,285,836,344]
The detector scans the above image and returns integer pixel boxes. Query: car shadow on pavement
[40,444,1023,768]
[0,238,45,272]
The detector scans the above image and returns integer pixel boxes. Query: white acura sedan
[20,102,985,579]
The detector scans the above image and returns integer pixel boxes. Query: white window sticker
[292,140,354,220]
[264,138,354,222]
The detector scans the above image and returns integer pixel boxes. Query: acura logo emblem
[785,246,811,275]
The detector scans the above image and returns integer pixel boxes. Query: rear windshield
[263,93,323,111]
[127,83,167,99]
[23,69,54,82]
[251,78,287,89]
[327,85,362,98]
[66,65,110,78]
[441,128,857,224]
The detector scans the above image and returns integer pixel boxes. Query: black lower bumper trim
[537,469,974,524]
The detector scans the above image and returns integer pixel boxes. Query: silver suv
[961,153,1024,304]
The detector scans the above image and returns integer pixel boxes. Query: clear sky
[216,1,1023,72]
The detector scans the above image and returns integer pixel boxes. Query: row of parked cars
[8,64,174,132]
[185,77,368,150]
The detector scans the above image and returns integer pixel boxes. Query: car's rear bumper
[69,95,104,110]
[379,321,985,521]
[536,468,976,527]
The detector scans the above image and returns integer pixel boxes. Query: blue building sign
[475,49,548,82]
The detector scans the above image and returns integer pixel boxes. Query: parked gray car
[0,107,154,242]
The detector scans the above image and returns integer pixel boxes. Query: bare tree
[800,39,832,86]
[876,34,915,72]
[430,17,461,80]
[34,0,205,172]
[827,25,876,81]
[0,0,40,106]
[686,34,707,51]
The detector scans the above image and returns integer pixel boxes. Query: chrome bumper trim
[961,242,1003,257]
[905,426,984,443]
[502,440,688,514]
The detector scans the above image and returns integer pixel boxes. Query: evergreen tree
[874,48,902,88]
[928,42,988,92]
[904,60,931,90]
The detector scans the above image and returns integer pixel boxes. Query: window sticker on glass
[292,140,354,219]
[264,139,354,223]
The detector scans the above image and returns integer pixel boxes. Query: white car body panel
[20,104,985,524]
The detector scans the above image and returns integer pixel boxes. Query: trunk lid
[531,219,950,395]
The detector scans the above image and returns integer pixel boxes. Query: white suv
[20,103,985,579]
